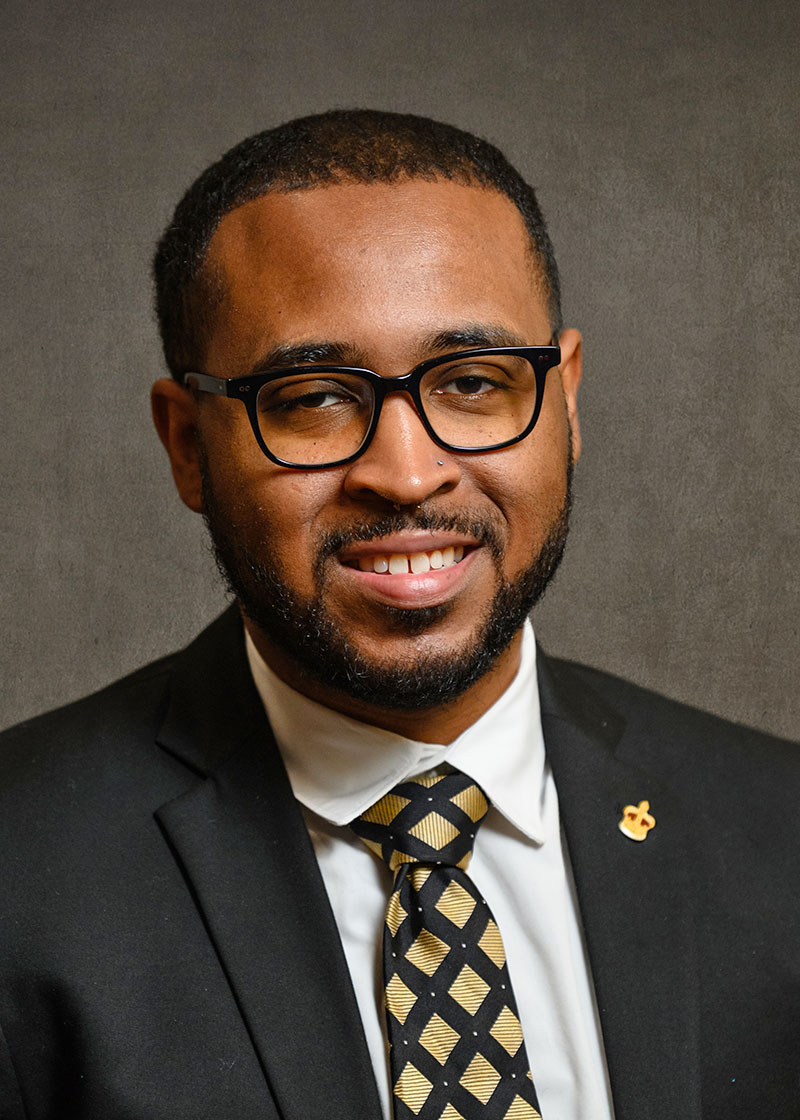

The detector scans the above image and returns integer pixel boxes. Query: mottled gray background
[2,0,798,738]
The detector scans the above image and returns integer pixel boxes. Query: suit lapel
[538,652,701,1120]
[151,611,701,1119]
[154,609,382,1120]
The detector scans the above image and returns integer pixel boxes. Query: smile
[337,535,480,608]
[348,545,466,575]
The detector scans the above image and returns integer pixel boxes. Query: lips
[351,545,466,575]
[337,533,479,607]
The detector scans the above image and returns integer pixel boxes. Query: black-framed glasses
[184,345,561,470]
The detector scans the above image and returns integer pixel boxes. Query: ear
[557,328,582,464]
[151,378,204,513]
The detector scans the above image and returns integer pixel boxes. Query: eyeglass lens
[255,353,540,466]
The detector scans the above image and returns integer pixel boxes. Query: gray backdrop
[2,0,798,739]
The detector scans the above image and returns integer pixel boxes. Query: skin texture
[152,179,582,743]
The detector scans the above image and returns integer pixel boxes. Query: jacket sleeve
[0,1022,26,1120]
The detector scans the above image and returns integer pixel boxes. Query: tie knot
[351,770,489,872]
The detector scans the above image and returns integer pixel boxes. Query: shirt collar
[245,622,547,844]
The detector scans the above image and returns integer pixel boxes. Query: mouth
[344,544,468,575]
[335,533,482,610]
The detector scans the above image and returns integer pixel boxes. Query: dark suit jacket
[0,608,797,1119]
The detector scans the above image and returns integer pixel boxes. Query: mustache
[317,509,505,564]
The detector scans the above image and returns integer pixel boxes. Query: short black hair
[153,109,562,379]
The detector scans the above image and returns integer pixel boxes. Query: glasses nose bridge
[368,366,428,429]
[353,365,443,466]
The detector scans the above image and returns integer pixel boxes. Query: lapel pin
[618,800,656,841]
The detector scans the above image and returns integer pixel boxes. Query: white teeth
[353,547,467,574]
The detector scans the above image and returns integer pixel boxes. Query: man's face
[159,179,581,726]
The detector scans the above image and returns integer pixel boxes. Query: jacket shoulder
[0,607,249,802]
[0,652,177,790]
[539,650,800,808]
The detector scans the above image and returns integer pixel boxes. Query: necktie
[351,770,542,1119]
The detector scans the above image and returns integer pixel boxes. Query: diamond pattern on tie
[478,919,506,969]
[503,1097,542,1119]
[387,890,408,937]
[395,1063,434,1114]
[410,812,460,850]
[449,786,488,821]
[419,1014,460,1065]
[435,881,476,928]
[490,1007,524,1057]
[386,973,419,1025]
[351,770,543,1119]
[448,964,490,1015]
[362,793,411,826]
[460,1052,502,1103]
[407,929,451,976]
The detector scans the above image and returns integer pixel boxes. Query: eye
[259,376,367,415]
[279,388,350,411]
[429,361,515,400]
[437,374,500,397]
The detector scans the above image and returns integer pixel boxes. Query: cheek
[200,405,332,546]
[469,412,571,564]
[264,474,337,543]
[238,475,333,555]
[209,458,341,594]
[519,383,574,510]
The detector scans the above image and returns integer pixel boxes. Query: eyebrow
[248,341,369,373]
[422,324,529,352]
[245,323,530,375]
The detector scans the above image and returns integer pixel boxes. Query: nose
[342,392,461,508]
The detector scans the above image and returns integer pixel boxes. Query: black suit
[0,608,797,1119]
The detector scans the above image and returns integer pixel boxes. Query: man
[0,111,796,1120]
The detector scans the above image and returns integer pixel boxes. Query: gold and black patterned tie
[351,770,543,1120]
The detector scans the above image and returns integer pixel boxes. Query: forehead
[201,179,549,368]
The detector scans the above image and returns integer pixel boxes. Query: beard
[200,450,573,712]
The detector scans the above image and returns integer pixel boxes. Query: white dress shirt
[246,622,615,1120]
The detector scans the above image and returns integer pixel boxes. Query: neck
[243,616,524,744]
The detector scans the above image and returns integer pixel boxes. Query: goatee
[200,454,573,712]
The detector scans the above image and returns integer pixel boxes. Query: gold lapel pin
[618,800,656,841]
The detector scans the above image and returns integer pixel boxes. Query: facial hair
[200,450,573,712]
